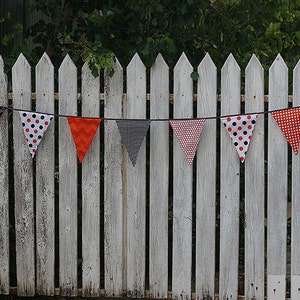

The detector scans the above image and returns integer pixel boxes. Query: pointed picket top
[36,52,54,71]
[127,52,145,72]
[59,53,77,74]
[12,53,31,73]
[221,53,240,74]
[246,54,263,73]
[198,52,216,74]
[153,53,168,69]
[174,52,193,72]
[293,59,300,107]
[0,55,7,107]
[0,55,4,71]
[270,53,288,73]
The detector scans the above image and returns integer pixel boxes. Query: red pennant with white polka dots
[170,119,206,165]
[271,107,300,154]
[19,111,53,158]
[221,114,258,163]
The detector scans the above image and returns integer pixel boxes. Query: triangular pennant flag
[271,107,300,154]
[169,119,206,165]
[19,111,53,158]
[67,117,102,163]
[221,114,258,163]
[0,107,6,117]
[116,120,151,166]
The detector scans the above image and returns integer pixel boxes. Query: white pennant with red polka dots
[221,114,258,163]
[19,111,53,158]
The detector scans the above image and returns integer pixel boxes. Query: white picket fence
[0,52,299,300]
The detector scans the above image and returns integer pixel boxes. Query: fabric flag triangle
[67,117,102,163]
[221,114,258,163]
[169,119,206,165]
[271,107,300,154]
[116,120,151,166]
[19,111,53,158]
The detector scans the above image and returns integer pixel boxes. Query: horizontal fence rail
[0,52,299,300]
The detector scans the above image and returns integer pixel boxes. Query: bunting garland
[170,119,206,165]
[67,117,102,163]
[271,107,300,154]
[221,114,258,162]
[19,111,53,158]
[0,104,299,165]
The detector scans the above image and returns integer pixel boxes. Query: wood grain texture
[81,62,101,297]
[219,54,240,300]
[291,59,300,300]
[12,53,35,296]
[104,59,124,297]
[58,54,78,296]
[196,53,217,300]
[35,53,55,296]
[0,56,9,295]
[172,52,193,300]
[244,55,265,300]
[149,54,169,299]
[267,55,288,299]
[126,53,147,298]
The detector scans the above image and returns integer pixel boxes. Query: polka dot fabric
[169,119,206,165]
[221,114,258,163]
[19,111,53,158]
[271,107,300,154]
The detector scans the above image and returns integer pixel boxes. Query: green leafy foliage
[3,0,300,75]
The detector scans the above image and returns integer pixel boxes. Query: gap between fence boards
[7,93,293,102]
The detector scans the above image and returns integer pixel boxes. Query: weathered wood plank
[291,59,300,300]
[149,54,169,299]
[172,52,193,300]
[267,54,288,299]
[219,54,240,300]
[81,62,101,297]
[12,53,35,296]
[104,59,124,297]
[35,53,55,296]
[0,56,9,295]
[196,53,217,300]
[58,54,78,296]
[244,54,265,300]
[126,53,147,298]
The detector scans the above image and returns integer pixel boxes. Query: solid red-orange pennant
[67,117,102,163]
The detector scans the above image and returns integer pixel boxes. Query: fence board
[35,53,55,295]
[219,54,240,300]
[58,54,78,296]
[244,54,265,300]
[291,59,300,300]
[0,56,9,295]
[172,52,193,300]
[12,53,35,296]
[267,54,288,299]
[126,53,147,297]
[149,53,169,299]
[104,59,124,297]
[81,62,101,296]
[196,53,217,300]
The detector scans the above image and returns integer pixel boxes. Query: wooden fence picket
[172,52,193,300]
[35,53,55,296]
[196,53,217,300]
[126,53,147,297]
[12,53,35,296]
[291,59,300,300]
[244,54,265,300]
[219,54,241,300]
[149,53,169,299]
[0,56,9,295]
[267,54,288,300]
[81,62,101,297]
[58,54,78,296]
[104,58,124,297]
